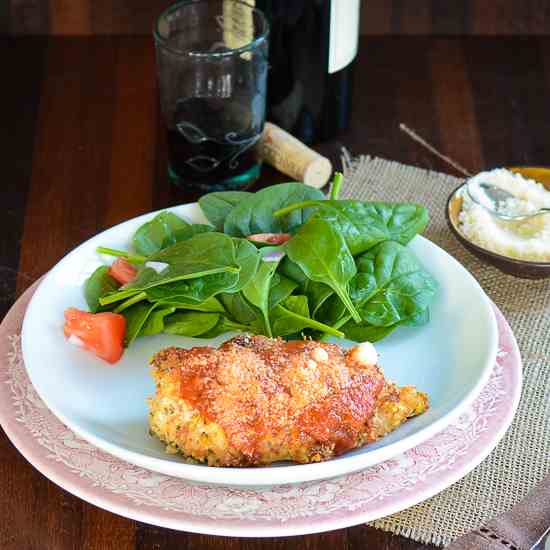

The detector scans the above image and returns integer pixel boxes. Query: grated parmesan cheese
[459,169,550,262]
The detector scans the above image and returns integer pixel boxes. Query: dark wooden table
[2,34,550,550]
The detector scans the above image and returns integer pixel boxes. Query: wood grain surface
[3,35,550,550]
[4,0,550,36]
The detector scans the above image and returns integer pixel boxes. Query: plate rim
[2,282,521,536]
[20,202,499,487]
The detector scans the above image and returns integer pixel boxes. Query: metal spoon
[466,180,550,221]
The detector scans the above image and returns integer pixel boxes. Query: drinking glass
[154,0,269,192]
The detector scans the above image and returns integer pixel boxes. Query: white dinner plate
[21,202,498,487]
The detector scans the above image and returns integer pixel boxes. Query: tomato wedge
[246,233,291,246]
[108,258,137,285]
[64,308,126,364]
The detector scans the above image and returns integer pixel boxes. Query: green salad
[84,174,438,347]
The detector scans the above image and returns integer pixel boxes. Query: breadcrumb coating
[148,335,428,466]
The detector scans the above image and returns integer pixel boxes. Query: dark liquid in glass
[167,97,262,192]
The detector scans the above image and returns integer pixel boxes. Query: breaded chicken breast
[148,335,428,466]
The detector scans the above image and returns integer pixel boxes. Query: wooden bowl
[446,166,550,279]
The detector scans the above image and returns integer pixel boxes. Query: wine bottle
[256,0,360,144]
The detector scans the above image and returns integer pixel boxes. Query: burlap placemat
[339,152,550,547]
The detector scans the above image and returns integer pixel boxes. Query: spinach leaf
[199,191,253,231]
[128,233,241,295]
[308,282,334,318]
[277,257,331,315]
[96,246,147,265]
[132,212,190,256]
[164,312,220,337]
[279,295,309,317]
[122,302,156,346]
[99,222,214,267]
[353,241,438,327]
[329,172,343,200]
[341,321,397,343]
[144,234,259,296]
[317,242,436,341]
[172,223,214,242]
[148,232,236,267]
[242,248,282,336]
[140,306,176,337]
[314,201,429,255]
[270,296,344,338]
[120,267,160,291]
[99,267,164,306]
[100,234,240,306]
[84,266,119,312]
[278,256,308,286]
[226,238,261,293]
[223,182,324,237]
[199,316,255,338]
[103,268,238,307]
[99,288,142,307]
[113,291,147,313]
[402,307,430,327]
[275,200,429,256]
[321,241,437,331]
[318,270,379,327]
[349,272,380,305]
[220,292,260,325]
[286,217,361,323]
[268,274,298,309]
[155,295,225,313]
[146,239,258,305]
[144,270,239,303]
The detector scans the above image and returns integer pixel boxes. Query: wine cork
[222,0,254,60]
[256,122,333,189]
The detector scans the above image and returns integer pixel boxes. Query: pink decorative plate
[0,283,521,537]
